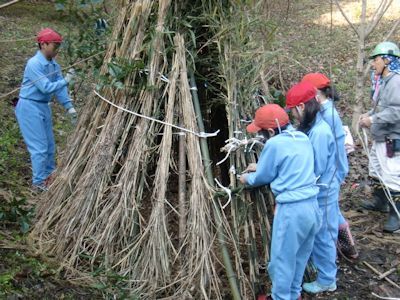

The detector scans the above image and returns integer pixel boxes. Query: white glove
[67,107,78,125]
[64,68,76,84]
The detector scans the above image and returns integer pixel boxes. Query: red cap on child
[301,73,330,89]
[247,104,289,133]
[285,82,317,109]
[36,28,63,43]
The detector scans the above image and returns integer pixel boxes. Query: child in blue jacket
[286,82,339,294]
[302,73,358,259]
[15,28,76,191]
[240,104,321,300]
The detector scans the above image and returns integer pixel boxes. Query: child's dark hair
[298,98,320,134]
[320,86,340,101]
[38,43,42,49]
[260,124,289,140]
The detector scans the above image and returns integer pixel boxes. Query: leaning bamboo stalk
[189,71,241,300]
[189,72,214,182]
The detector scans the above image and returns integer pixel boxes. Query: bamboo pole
[189,71,241,300]
[189,72,214,182]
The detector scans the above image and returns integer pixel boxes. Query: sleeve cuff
[246,173,256,186]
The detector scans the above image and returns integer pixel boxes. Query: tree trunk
[351,0,367,132]
[352,43,365,132]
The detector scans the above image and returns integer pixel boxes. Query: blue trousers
[312,186,340,286]
[15,99,55,185]
[268,197,321,300]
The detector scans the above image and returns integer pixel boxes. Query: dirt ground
[0,0,399,299]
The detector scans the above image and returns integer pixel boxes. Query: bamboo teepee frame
[30,0,278,298]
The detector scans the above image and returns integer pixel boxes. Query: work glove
[64,68,76,85]
[67,107,78,125]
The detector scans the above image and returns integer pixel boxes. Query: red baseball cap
[285,82,317,109]
[36,28,63,43]
[247,104,289,133]
[301,73,330,89]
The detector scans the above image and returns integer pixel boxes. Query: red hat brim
[246,122,261,133]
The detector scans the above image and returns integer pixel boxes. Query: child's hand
[238,174,247,184]
[242,163,257,173]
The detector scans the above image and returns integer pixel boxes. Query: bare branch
[367,0,386,30]
[385,17,400,40]
[359,0,367,40]
[366,0,395,38]
[333,0,359,37]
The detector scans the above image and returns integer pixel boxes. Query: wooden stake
[363,261,400,290]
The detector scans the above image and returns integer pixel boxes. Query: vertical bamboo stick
[189,72,214,183]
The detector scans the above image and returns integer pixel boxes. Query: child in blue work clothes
[15,28,76,191]
[302,73,358,259]
[286,81,339,294]
[240,104,321,300]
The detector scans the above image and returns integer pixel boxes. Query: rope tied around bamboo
[93,89,220,139]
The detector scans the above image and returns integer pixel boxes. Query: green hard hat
[369,41,400,59]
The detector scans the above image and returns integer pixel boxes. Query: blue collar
[320,99,333,112]
[35,50,55,66]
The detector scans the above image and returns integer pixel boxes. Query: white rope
[357,125,400,220]
[229,165,236,175]
[216,136,264,166]
[94,90,220,139]
[214,178,232,209]
[140,69,169,83]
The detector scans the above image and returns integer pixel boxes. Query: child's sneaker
[303,281,336,294]
[32,184,49,193]
[338,222,359,259]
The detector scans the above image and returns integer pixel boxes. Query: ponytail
[320,86,340,101]
[298,98,320,134]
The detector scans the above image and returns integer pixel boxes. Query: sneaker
[32,184,49,193]
[303,281,336,294]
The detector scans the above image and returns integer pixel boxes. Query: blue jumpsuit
[307,113,339,287]
[246,129,321,300]
[16,51,72,186]
[320,100,349,226]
